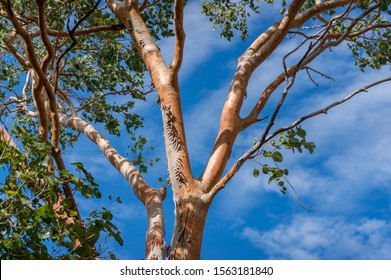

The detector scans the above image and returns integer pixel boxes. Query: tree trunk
[168,190,211,260]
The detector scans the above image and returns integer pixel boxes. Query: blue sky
[7,1,390,260]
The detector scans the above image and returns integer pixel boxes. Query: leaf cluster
[127,135,160,174]
[252,127,315,194]
[348,23,391,71]
[0,120,123,259]
[202,0,264,40]
[141,0,176,40]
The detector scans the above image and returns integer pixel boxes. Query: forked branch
[209,77,391,198]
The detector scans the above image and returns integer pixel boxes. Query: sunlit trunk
[168,192,210,260]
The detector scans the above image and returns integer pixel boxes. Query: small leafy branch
[252,126,316,194]
[128,135,160,174]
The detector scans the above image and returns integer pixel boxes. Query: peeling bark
[107,0,194,194]
[168,187,211,260]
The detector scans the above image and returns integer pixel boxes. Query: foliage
[202,0,263,40]
[252,127,316,194]
[0,120,122,259]
[0,0,175,259]
[348,25,391,71]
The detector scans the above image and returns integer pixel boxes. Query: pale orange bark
[60,114,167,259]
[169,0,186,91]
[106,0,213,259]
[168,185,211,260]
[107,0,194,194]
[200,0,306,190]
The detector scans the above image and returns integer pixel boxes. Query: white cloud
[241,214,391,259]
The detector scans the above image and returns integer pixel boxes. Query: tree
[0,0,390,260]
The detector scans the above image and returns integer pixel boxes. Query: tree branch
[200,0,306,190]
[251,0,306,66]
[2,31,32,68]
[29,24,126,39]
[264,77,391,143]
[107,1,194,191]
[37,0,55,73]
[292,0,359,28]
[0,124,18,150]
[208,76,391,198]
[243,1,378,129]
[59,113,166,259]
[169,0,186,91]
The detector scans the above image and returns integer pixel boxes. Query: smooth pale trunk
[168,193,210,260]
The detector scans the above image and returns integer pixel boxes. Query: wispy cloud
[241,214,391,259]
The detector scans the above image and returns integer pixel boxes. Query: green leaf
[81,188,92,198]
[202,0,263,40]
[274,169,284,179]
[71,162,84,168]
[272,151,283,162]
[253,168,260,177]
[102,211,113,221]
[38,229,52,240]
[69,210,79,217]
[296,127,307,138]
[113,233,124,246]
[304,142,316,153]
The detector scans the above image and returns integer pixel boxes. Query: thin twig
[210,76,391,198]
[54,0,102,97]
[304,66,335,87]
[265,77,391,143]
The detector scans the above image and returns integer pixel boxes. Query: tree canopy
[0,0,390,259]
